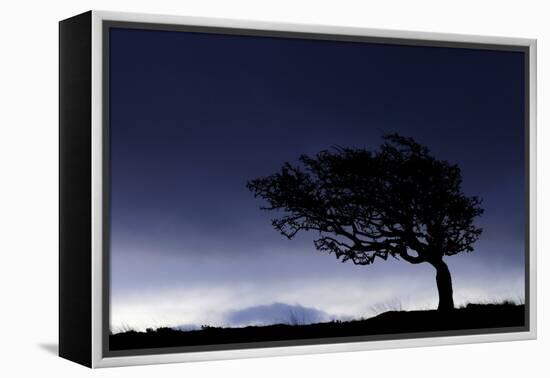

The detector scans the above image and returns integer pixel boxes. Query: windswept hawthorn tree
[247,134,484,311]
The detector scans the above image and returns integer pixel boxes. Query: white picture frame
[59,10,537,368]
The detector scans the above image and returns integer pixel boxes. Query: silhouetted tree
[247,134,484,312]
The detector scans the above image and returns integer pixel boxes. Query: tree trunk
[431,259,454,311]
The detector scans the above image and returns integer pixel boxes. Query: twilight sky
[108,27,526,332]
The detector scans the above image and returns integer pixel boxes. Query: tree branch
[398,247,425,264]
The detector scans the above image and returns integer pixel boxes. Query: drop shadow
[38,343,58,356]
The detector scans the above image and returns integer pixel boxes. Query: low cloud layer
[110,259,524,333]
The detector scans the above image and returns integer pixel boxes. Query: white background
[0,0,546,376]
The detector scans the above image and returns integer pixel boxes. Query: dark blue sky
[108,27,525,331]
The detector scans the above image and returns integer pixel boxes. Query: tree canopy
[246,134,484,267]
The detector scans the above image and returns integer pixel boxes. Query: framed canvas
[59,10,537,368]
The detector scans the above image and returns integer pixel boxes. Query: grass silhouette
[110,302,525,351]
